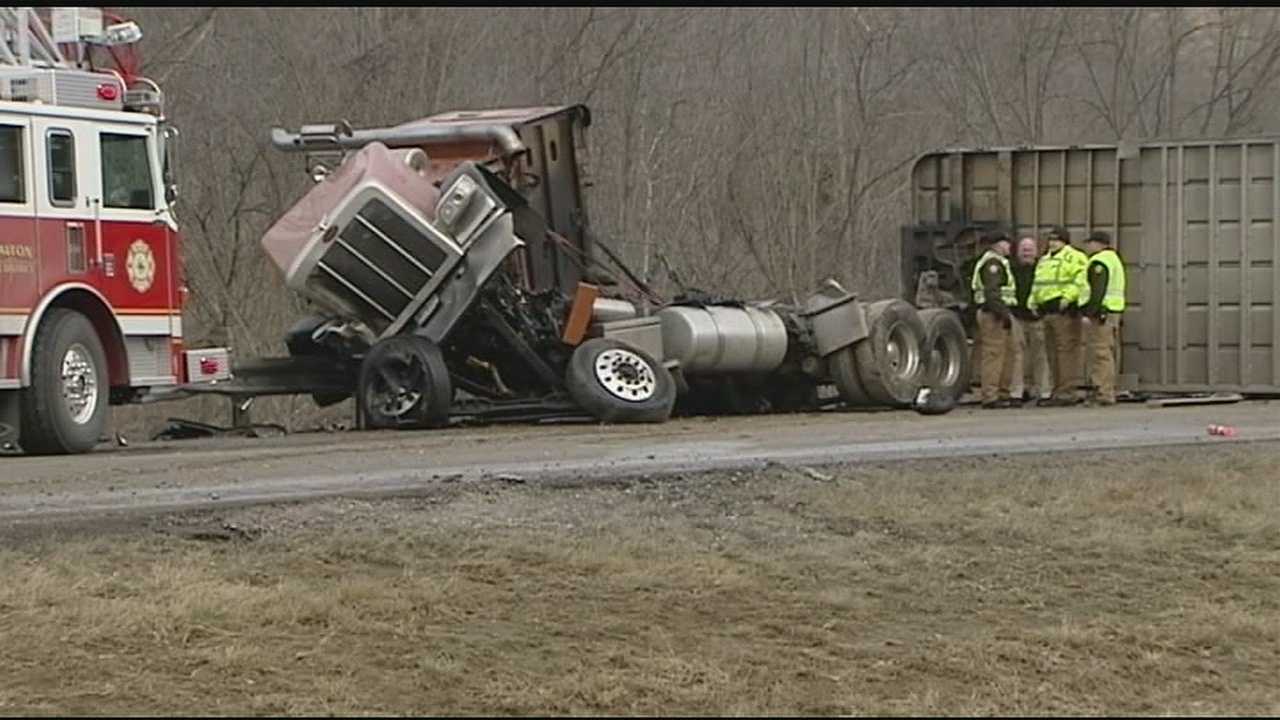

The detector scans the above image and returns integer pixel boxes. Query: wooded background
[116,7,1280,432]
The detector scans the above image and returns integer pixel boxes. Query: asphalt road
[1,400,1276,526]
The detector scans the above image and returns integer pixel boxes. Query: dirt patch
[1,445,1278,715]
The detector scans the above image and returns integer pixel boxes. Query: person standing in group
[1030,225,1090,407]
[970,232,1020,408]
[1009,236,1051,403]
[1081,230,1126,406]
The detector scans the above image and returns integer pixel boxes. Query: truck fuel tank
[656,304,788,374]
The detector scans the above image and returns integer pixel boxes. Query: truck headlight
[436,175,477,229]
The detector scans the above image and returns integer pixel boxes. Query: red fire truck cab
[0,7,229,454]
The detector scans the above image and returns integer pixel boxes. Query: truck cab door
[89,124,178,385]
[0,114,36,387]
[31,117,98,295]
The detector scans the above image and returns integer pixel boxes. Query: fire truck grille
[314,197,451,322]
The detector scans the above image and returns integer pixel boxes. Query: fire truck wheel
[851,299,927,407]
[19,308,110,455]
[566,338,676,424]
[917,308,970,406]
[358,335,452,430]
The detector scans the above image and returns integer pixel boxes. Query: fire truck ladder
[0,7,68,68]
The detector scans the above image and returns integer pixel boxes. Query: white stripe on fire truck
[0,313,182,337]
[0,314,28,335]
[117,315,183,337]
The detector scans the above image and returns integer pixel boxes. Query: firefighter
[970,231,1019,408]
[1030,225,1090,407]
[1082,230,1126,406]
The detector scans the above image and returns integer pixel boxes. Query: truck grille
[312,194,459,323]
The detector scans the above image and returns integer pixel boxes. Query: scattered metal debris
[152,417,288,442]
[1146,393,1245,408]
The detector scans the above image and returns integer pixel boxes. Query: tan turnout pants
[1085,314,1121,403]
[1010,317,1050,400]
[1043,312,1084,401]
[976,309,1015,404]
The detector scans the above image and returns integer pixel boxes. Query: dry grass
[1,445,1278,716]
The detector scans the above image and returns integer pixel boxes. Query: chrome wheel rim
[594,348,657,402]
[885,322,921,382]
[933,334,961,387]
[61,343,99,425]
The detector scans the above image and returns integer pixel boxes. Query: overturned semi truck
[243,106,962,428]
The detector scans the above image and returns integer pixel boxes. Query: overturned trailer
[222,105,956,429]
[904,139,1280,397]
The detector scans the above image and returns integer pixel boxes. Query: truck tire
[851,299,926,407]
[358,335,452,430]
[917,308,970,406]
[566,338,676,423]
[19,308,110,455]
[829,345,873,405]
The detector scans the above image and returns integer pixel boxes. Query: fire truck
[0,8,230,454]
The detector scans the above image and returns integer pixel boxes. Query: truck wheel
[19,308,109,455]
[851,299,926,407]
[830,345,873,406]
[358,335,452,430]
[917,308,970,406]
[566,338,676,423]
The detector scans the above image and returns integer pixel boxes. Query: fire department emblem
[126,239,156,293]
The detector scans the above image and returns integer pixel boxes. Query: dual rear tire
[829,300,969,412]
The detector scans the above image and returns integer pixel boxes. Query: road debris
[152,417,288,442]
[1148,393,1244,408]
[796,466,834,482]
